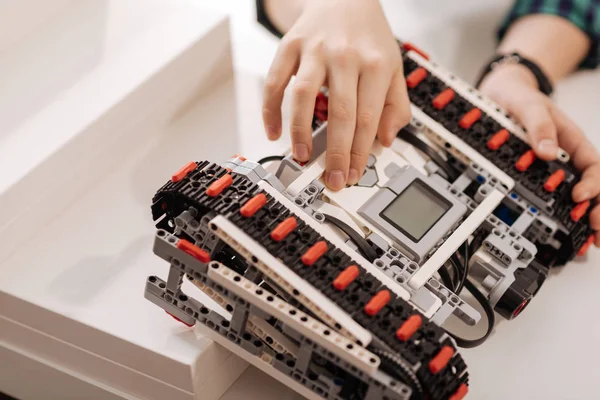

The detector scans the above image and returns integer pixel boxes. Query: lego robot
[144,43,594,399]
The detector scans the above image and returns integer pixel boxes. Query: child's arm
[478,2,600,246]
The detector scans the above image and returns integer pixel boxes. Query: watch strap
[256,0,284,39]
[475,52,554,96]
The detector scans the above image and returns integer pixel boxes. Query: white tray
[0,1,247,399]
[0,77,248,399]
[0,0,76,55]
[0,0,233,263]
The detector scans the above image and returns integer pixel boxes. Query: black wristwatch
[475,52,554,96]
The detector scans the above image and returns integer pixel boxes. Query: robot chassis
[144,43,594,400]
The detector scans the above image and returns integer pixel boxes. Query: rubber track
[152,162,468,400]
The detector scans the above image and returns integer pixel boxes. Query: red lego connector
[271,217,297,241]
[571,200,590,222]
[429,345,455,374]
[515,150,536,172]
[314,92,328,121]
[459,108,482,129]
[406,67,428,89]
[332,265,360,290]
[577,234,595,256]
[449,384,469,400]
[166,311,195,327]
[512,298,530,318]
[364,290,391,316]
[171,161,197,183]
[301,241,328,266]
[240,193,268,218]
[206,174,233,197]
[543,169,565,192]
[395,315,422,341]
[432,88,455,110]
[487,129,510,151]
[401,42,430,60]
[177,239,211,263]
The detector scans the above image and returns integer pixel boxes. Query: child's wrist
[479,63,539,92]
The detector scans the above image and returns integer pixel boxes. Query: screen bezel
[357,166,467,262]
[379,179,453,242]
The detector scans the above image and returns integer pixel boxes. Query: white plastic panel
[208,262,381,374]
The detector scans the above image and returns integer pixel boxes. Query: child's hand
[262,0,411,190]
[479,64,600,246]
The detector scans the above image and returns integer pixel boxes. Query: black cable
[257,155,284,165]
[449,254,463,291]
[397,129,460,181]
[447,278,495,348]
[439,262,456,290]
[455,230,487,294]
[454,243,470,294]
[438,243,466,292]
[436,234,493,348]
[321,213,379,263]
[469,230,487,255]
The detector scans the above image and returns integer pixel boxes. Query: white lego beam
[208,261,381,374]
[285,153,327,198]
[210,215,373,346]
[409,188,505,289]
[188,276,299,356]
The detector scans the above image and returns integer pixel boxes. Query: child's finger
[325,57,359,191]
[377,69,411,147]
[262,36,301,140]
[348,59,391,185]
[290,54,326,162]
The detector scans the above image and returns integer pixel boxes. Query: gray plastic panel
[358,166,467,262]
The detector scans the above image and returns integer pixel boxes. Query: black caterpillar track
[400,56,593,267]
[152,161,468,400]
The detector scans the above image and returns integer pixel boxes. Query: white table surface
[209,1,600,399]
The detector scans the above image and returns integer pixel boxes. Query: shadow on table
[46,235,150,306]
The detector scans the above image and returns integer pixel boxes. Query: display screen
[380,179,452,242]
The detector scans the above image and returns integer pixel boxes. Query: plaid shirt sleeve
[499,0,600,69]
